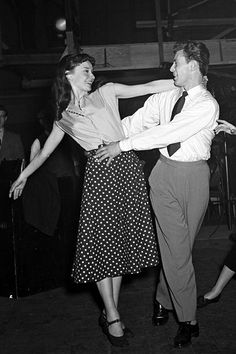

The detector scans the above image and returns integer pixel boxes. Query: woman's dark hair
[173,40,209,76]
[52,53,96,121]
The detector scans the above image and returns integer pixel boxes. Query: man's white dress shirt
[120,85,219,161]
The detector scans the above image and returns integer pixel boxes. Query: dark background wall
[1,0,236,52]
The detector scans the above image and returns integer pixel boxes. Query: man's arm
[96,92,219,165]
[120,99,219,152]
[121,94,161,137]
[95,94,161,165]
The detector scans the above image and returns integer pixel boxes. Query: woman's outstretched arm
[113,79,175,99]
[9,123,65,199]
[30,138,41,161]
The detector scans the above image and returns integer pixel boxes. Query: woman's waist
[85,147,137,162]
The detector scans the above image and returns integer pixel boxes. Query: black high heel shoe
[98,312,134,338]
[102,318,129,347]
[197,294,221,308]
[123,326,134,338]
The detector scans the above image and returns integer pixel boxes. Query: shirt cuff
[119,139,132,152]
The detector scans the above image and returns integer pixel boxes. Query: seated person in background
[0,105,24,162]
[0,104,25,229]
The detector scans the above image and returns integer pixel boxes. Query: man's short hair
[0,105,8,117]
[173,40,209,76]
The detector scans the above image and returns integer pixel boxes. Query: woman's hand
[215,120,236,135]
[95,142,121,166]
[9,175,27,200]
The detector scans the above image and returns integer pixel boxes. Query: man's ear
[190,60,199,72]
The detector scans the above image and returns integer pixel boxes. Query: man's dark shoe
[174,322,199,348]
[152,300,169,326]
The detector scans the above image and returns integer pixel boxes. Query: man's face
[170,50,191,88]
[0,110,7,129]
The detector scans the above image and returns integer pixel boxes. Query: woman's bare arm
[30,138,41,161]
[9,123,65,199]
[113,79,175,99]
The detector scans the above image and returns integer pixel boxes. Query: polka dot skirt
[72,150,159,283]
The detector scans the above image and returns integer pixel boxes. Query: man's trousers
[149,155,210,322]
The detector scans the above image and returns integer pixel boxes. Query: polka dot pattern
[72,150,159,283]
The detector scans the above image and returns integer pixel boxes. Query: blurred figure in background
[0,104,24,163]
[22,106,78,284]
[197,119,236,308]
[0,104,25,229]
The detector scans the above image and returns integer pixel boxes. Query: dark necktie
[167,91,188,157]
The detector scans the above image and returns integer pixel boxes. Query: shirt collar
[185,84,205,101]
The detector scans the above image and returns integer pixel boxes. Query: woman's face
[66,61,95,94]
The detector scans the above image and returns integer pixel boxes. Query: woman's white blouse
[55,83,125,151]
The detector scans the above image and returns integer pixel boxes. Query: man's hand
[95,142,121,166]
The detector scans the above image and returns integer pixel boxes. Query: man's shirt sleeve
[120,96,219,152]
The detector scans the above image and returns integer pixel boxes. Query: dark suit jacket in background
[0,130,25,224]
[0,129,25,162]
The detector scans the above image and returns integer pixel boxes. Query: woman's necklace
[68,95,86,117]
[67,108,85,117]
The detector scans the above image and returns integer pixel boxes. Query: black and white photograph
[0,1,236,353]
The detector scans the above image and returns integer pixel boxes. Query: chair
[206,149,225,223]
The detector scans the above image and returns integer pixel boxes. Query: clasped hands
[95,142,121,165]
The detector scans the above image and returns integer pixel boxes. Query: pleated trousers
[149,154,210,322]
